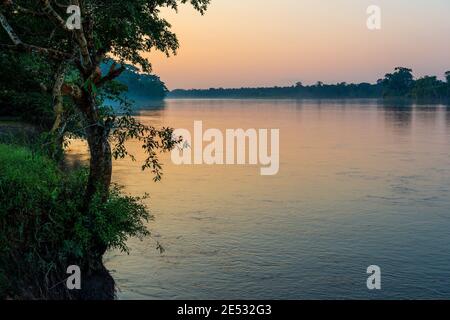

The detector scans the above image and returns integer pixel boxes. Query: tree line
[169,68,450,100]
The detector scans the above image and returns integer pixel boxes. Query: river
[67,99,450,299]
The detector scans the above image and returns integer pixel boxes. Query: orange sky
[144,0,450,89]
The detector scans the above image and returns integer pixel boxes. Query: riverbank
[0,120,152,300]
[0,142,116,299]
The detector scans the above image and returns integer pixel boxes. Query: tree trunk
[85,124,112,206]
[51,62,67,133]
[80,95,112,261]
[79,91,112,204]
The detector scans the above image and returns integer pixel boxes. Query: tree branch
[62,83,82,101]
[0,12,22,45]
[3,1,46,17]
[39,0,66,28]
[38,0,93,69]
[96,63,126,87]
[1,8,74,61]
[0,43,72,61]
[71,0,92,69]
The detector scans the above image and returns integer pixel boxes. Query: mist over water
[68,99,450,299]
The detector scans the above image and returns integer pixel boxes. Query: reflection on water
[67,99,450,299]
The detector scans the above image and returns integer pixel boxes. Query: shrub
[0,144,151,299]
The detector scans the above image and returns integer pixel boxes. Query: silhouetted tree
[381,67,414,97]
[412,76,444,99]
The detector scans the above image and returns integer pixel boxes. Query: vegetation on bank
[0,143,151,299]
[169,68,450,100]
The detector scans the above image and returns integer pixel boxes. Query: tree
[0,0,209,199]
[412,76,444,99]
[381,67,414,97]
[444,71,450,98]
[1,0,210,269]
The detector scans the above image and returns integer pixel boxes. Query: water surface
[68,99,450,299]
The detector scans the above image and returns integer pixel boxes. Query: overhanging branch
[0,9,72,61]
[97,63,126,87]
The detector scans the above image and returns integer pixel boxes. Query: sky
[144,0,450,90]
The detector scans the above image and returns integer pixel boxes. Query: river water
[67,99,450,299]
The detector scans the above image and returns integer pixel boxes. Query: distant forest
[101,60,168,101]
[169,68,450,100]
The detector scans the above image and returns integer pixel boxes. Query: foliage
[1,0,210,71]
[0,144,152,299]
[381,67,450,100]
[411,76,447,100]
[89,0,210,72]
[0,52,54,128]
[380,67,415,98]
